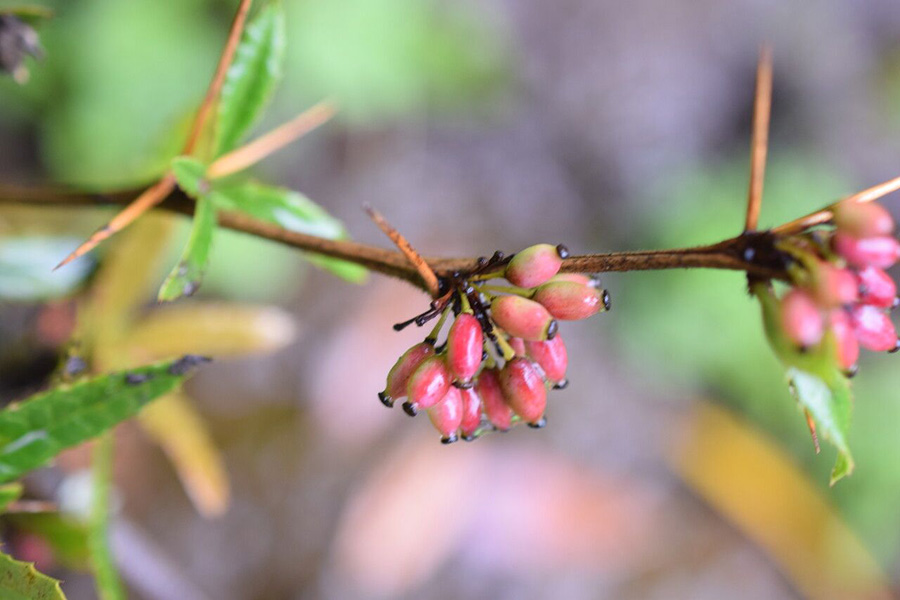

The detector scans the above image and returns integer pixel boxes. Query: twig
[0,184,786,290]
[745,44,772,232]
[363,203,441,296]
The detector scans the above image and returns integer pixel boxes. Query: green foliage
[0,236,93,300]
[0,357,203,483]
[215,1,285,156]
[0,550,65,600]
[158,195,217,302]
[0,483,22,513]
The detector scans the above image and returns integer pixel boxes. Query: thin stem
[477,284,533,298]
[745,44,773,232]
[0,184,787,290]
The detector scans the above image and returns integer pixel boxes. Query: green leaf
[211,180,367,283]
[161,157,217,301]
[214,2,285,156]
[0,356,206,483]
[0,549,65,600]
[754,282,855,483]
[0,483,22,513]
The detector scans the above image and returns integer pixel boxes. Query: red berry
[446,313,484,383]
[380,342,435,406]
[850,304,898,352]
[532,281,604,320]
[476,368,513,431]
[829,309,859,370]
[427,387,464,443]
[781,288,824,348]
[833,233,900,269]
[405,356,451,414]
[857,266,898,308]
[459,387,483,439]
[810,263,858,307]
[549,273,596,287]
[525,335,568,384]
[499,357,547,424]
[490,295,557,341]
[505,244,564,288]
[832,200,894,238]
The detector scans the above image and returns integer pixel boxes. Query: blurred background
[2,0,900,598]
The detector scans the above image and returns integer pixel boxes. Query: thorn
[804,409,820,454]
[364,204,440,297]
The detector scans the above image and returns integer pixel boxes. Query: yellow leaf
[139,391,230,518]
[123,303,296,359]
[668,402,891,600]
[81,213,175,351]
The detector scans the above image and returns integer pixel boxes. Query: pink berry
[476,368,513,431]
[833,233,900,269]
[549,273,596,287]
[857,266,898,309]
[525,335,568,384]
[459,387,483,440]
[832,200,894,238]
[499,357,547,425]
[781,288,824,348]
[446,313,484,383]
[850,304,899,352]
[427,387,464,443]
[505,244,565,288]
[380,342,435,407]
[405,356,451,415]
[810,263,858,307]
[508,336,526,356]
[490,295,557,341]
[532,281,605,320]
[829,309,859,371]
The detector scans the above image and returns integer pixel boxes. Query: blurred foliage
[0,548,64,599]
[0,236,92,300]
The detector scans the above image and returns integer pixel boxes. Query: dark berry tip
[424,337,437,346]
[378,392,394,407]
[891,339,900,354]
[602,290,612,311]
[452,380,475,389]
[553,379,569,390]
[546,319,559,340]
[402,401,418,417]
[441,434,459,445]
[462,434,476,442]
[844,365,859,379]
[555,244,570,259]
[527,417,547,429]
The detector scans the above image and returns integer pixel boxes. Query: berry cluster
[778,199,900,373]
[379,244,610,443]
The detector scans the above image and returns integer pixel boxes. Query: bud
[405,356,451,414]
[829,309,859,370]
[525,335,568,384]
[459,387,483,440]
[476,368,513,431]
[499,357,547,424]
[446,313,484,383]
[810,263,858,307]
[380,342,434,407]
[781,288,824,348]
[532,281,605,321]
[857,266,898,309]
[833,233,900,269]
[850,304,899,352]
[504,244,564,288]
[490,295,557,341]
[428,387,463,443]
[832,200,894,238]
